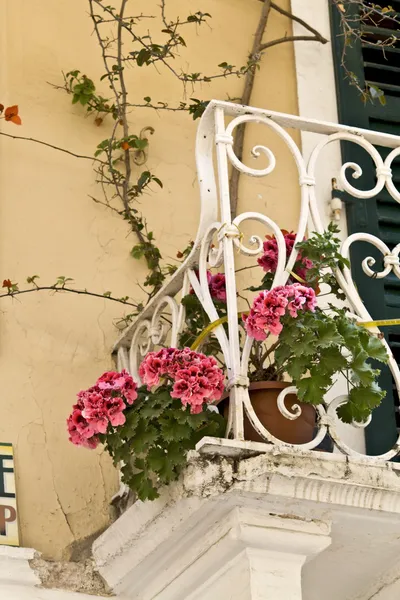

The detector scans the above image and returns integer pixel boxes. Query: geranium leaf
[318,347,348,375]
[360,334,388,363]
[350,351,379,387]
[296,373,331,404]
[315,322,343,348]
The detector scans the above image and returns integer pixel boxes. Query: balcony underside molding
[93,444,400,600]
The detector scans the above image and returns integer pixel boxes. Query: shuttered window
[330,0,400,454]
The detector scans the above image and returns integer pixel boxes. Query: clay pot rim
[248,380,290,391]
[218,380,291,403]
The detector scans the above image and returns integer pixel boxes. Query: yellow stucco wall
[0,0,300,559]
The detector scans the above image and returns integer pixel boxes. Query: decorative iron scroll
[115,100,400,460]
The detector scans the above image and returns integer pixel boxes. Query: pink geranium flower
[139,348,225,414]
[69,407,95,439]
[81,391,110,434]
[209,273,227,302]
[138,355,164,387]
[257,231,314,284]
[67,413,99,449]
[67,370,138,448]
[190,270,227,303]
[106,396,126,426]
[244,284,317,340]
[258,237,279,272]
[96,369,138,405]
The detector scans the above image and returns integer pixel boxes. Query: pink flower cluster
[67,370,138,449]
[244,284,317,341]
[258,231,313,281]
[190,270,227,302]
[139,347,225,414]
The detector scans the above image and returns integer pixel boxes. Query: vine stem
[89,0,163,297]
[0,286,139,308]
[229,0,272,220]
[0,132,106,164]
[229,0,327,219]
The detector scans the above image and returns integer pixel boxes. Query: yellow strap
[358,318,400,328]
[190,312,247,351]
[288,270,307,284]
[190,292,400,350]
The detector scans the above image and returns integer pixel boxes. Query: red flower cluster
[139,347,225,414]
[258,231,313,282]
[244,284,317,341]
[190,270,227,302]
[67,370,138,449]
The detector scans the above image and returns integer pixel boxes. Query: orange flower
[2,279,12,288]
[121,141,130,151]
[4,105,22,125]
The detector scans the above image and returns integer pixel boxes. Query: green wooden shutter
[330,1,400,454]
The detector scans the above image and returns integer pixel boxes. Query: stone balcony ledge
[92,440,400,600]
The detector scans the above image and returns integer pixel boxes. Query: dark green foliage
[99,385,225,501]
[278,307,387,421]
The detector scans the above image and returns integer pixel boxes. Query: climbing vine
[332,1,400,104]
[1,1,385,318]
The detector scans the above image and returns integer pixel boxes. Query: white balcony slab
[93,445,400,599]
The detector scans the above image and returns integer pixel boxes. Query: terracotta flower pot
[223,381,316,444]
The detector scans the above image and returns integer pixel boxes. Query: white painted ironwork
[114,100,400,460]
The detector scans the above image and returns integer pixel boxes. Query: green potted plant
[67,224,388,500]
[66,352,226,500]
[180,223,388,443]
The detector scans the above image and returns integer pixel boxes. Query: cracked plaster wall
[0,0,299,559]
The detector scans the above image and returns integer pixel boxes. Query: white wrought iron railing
[114,100,400,460]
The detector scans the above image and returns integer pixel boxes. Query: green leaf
[360,334,388,363]
[26,275,39,284]
[160,418,193,442]
[166,441,189,466]
[152,177,163,188]
[118,409,140,439]
[134,138,148,151]
[286,355,310,379]
[191,413,226,443]
[337,383,386,423]
[130,423,159,453]
[296,373,331,404]
[141,403,167,419]
[274,343,292,364]
[336,318,362,351]
[292,332,317,356]
[350,382,386,410]
[151,388,174,408]
[315,321,343,348]
[350,351,379,387]
[137,171,151,188]
[127,472,159,501]
[137,48,151,66]
[131,244,144,259]
[181,294,202,309]
[318,346,348,375]
[158,460,176,483]
[147,446,166,471]
[134,457,146,470]
[337,402,359,424]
